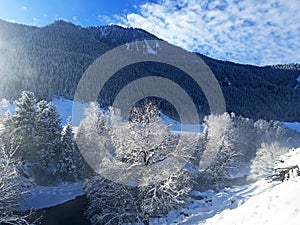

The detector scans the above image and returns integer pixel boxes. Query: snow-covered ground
[150,148,300,225]
[160,113,203,133]
[204,177,300,225]
[19,182,84,211]
[52,97,74,125]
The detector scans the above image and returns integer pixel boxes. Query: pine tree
[11,91,37,161]
[58,117,82,181]
[35,100,62,169]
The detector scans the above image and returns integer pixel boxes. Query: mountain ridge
[0,19,299,121]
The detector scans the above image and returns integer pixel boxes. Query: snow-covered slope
[149,148,300,225]
[204,177,300,225]
[52,97,74,125]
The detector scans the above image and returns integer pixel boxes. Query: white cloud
[117,0,300,65]
[97,15,112,24]
[21,6,28,11]
[32,17,40,26]
[72,16,78,21]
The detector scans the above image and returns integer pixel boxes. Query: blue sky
[0,0,299,66]
[0,0,148,26]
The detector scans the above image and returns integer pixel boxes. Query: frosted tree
[10,91,37,161]
[0,111,13,156]
[35,100,62,168]
[57,117,83,181]
[76,102,110,173]
[250,142,289,180]
[231,115,257,162]
[0,133,31,224]
[111,103,172,167]
[83,103,196,225]
[138,170,193,222]
[199,113,242,189]
[84,176,140,225]
[249,120,289,180]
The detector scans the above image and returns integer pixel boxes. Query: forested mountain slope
[0,19,299,121]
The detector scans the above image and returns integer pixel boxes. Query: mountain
[0,19,299,121]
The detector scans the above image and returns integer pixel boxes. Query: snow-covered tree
[35,100,62,168]
[250,141,289,179]
[84,176,140,225]
[199,113,242,189]
[249,120,290,180]
[76,102,110,175]
[10,91,37,161]
[138,170,193,221]
[2,92,90,184]
[83,103,196,224]
[57,117,84,181]
[231,115,257,162]
[0,134,31,224]
[111,103,173,167]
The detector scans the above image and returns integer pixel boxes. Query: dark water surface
[36,195,90,225]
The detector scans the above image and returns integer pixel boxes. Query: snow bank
[276,148,300,169]
[204,177,300,225]
[19,182,84,211]
[150,148,300,225]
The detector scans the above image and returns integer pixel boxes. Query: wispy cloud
[97,15,112,24]
[21,6,28,11]
[32,17,40,25]
[72,16,78,21]
[116,0,300,65]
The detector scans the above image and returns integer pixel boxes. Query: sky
[0,0,299,66]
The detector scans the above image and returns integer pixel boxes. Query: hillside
[0,19,299,121]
